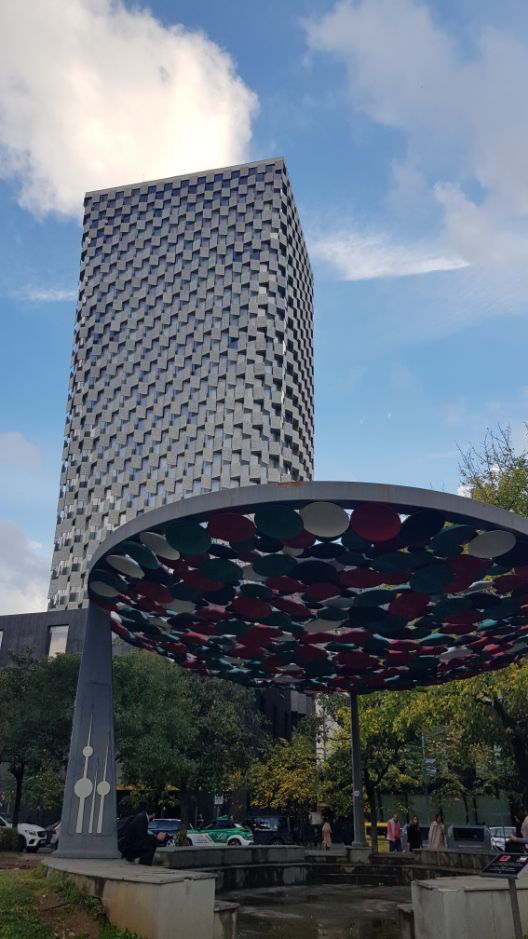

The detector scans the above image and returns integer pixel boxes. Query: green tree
[113,652,269,818]
[248,722,319,818]
[0,653,79,823]
[459,425,528,515]
[458,424,528,805]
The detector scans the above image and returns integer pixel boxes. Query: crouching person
[119,805,167,865]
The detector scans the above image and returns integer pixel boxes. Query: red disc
[208,512,256,543]
[350,502,401,542]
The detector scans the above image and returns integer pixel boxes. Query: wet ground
[230,884,411,938]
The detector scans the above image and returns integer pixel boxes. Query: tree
[0,653,79,823]
[459,425,528,515]
[319,692,424,846]
[247,721,319,818]
[112,652,269,818]
[458,424,528,806]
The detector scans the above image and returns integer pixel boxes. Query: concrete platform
[44,855,217,939]
[412,874,528,939]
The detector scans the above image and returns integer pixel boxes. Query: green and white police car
[202,816,253,846]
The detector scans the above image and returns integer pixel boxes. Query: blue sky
[2,0,528,612]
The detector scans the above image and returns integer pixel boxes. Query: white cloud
[310,226,467,280]
[0,521,49,614]
[0,432,41,470]
[305,0,528,289]
[16,286,77,302]
[0,0,258,219]
[457,484,472,498]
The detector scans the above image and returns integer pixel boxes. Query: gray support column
[350,694,366,847]
[56,603,119,859]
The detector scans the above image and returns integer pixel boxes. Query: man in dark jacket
[120,806,166,865]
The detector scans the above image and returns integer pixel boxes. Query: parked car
[0,814,47,852]
[202,817,253,846]
[489,826,516,852]
[147,818,213,847]
[247,814,297,845]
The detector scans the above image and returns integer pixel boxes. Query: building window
[48,625,69,658]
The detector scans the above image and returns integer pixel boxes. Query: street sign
[480,854,528,939]
[481,854,528,879]
[213,794,223,806]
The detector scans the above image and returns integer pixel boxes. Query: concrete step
[317,872,402,886]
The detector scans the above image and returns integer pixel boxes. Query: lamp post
[350,694,366,847]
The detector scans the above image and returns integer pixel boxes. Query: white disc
[106,554,144,578]
[300,501,350,538]
[467,530,516,558]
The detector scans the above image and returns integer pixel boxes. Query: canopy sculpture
[57,483,528,859]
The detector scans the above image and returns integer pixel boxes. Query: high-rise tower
[49,158,314,611]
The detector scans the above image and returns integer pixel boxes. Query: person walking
[387,813,402,852]
[406,815,422,852]
[428,813,446,850]
[119,805,167,865]
[322,816,332,851]
[506,809,528,854]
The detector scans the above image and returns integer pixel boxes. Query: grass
[0,866,140,939]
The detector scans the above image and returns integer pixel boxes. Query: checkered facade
[49,158,314,610]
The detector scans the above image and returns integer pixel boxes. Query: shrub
[0,827,19,851]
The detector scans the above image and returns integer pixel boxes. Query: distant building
[1,157,314,734]
[48,157,313,611]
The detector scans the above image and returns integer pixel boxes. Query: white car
[0,814,47,852]
[489,826,516,852]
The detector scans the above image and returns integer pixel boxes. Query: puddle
[234,884,407,938]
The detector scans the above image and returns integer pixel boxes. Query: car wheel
[270,837,284,845]
[16,835,26,852]
[227,837,242,846]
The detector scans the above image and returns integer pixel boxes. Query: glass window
[48,625,69,658]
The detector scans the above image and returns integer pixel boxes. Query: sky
[2,0,528,614]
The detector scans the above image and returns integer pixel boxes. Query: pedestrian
[386,813,402,852]
[506,810,528,854]
[406,815,422,852]
[427,813,446,850]
[322,816,332,851]
[119,805,167,865]
[196,813,205,830]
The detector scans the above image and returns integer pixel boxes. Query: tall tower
[49,158,314,611]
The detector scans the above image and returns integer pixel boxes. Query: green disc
[254,504,304,539]
[410,563,453,594]
[429,525,476,557]
[114,540,159,570]
[165,519,212,555]
[262,611,293,630]
[252,554,297,577]
[199,557,241,583]
[371,552,412,573]
[432,596,472,618]
[354,589,398,607]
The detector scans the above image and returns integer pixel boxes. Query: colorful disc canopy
[88,483,528,695]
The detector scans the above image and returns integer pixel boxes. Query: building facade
[48,157,313,611]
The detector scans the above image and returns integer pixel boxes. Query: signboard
[481,854,528,879]
[213,794,223,806]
